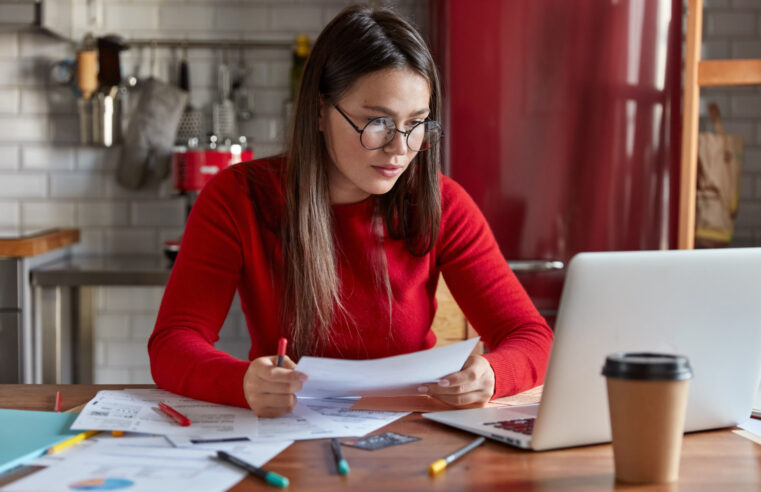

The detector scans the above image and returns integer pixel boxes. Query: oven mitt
[117,78,188,189]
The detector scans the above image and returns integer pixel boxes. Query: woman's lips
[372,165,404,177]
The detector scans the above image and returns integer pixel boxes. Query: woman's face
[321,67,432,204]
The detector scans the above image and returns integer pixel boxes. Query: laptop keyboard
[483,418,535,435]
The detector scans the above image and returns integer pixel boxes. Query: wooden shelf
[0,229,80,258]
[678,0,761,249]
[699,59,761,87]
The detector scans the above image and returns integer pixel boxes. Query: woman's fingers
[419,355,495,407]
[429,390,489,408]
[250,394,298,418]
[242,355,308,417]
[255,373,305,394]
[255,393,297,410]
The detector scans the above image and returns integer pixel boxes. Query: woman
[148,5,553,418]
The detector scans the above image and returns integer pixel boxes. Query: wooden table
[1,385,759,491]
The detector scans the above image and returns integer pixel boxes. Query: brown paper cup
[602,353,692,484]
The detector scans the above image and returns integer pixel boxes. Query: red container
[172,147,254,192]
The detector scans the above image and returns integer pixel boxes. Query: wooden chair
[431,275,483,353]
[679,0,761,249]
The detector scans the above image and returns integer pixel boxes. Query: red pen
[158,402,191,426]
[277,338,288,368]
[54,391,61,412]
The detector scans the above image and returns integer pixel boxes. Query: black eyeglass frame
[332,104,443,152]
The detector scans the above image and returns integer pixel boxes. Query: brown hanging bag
[695,103,743,248]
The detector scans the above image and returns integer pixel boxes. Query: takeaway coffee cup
[601,353,692,484]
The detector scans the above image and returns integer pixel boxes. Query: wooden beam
[679,0,702,250]
[699,59,761,87]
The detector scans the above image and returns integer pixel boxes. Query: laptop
[423,248,761,450]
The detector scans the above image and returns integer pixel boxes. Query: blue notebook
[0,409,80,475]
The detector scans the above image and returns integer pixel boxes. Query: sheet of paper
[295,337,480,398]
[301,397,409,436]
[27,435,170,467]
[70,389,259,438]
[29,433,293,471]
[739,418,761,439]
[0,437,247,492]
[166,401,341,446]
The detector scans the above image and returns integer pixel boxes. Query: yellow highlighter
[47,430,100,454]
[428,436,485,475]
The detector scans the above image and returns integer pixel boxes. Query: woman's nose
[384,130,408,155]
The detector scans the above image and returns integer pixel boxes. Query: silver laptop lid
[532,248,761,450]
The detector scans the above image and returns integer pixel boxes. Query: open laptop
[423,248,761,450]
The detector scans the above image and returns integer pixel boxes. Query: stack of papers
[2,338,479,492]
[1,391,406,492]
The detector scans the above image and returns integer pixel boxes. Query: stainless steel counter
[31,255,172,286]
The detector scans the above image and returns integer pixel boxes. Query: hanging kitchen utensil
[212,49,238,141]
[175,46,205,145]
[232,48,254,121]
[125,45,144,89]
[76,34,98,144]
[76,49,97,100]
[117,78,188,189]
[92,85,123,147]
[97,35,127,88]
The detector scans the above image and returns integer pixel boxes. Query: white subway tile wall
[93,287,251,384]
[0,201,20,226]
[0,144,20,170]
[0,0,428,383]
[701,2,761,246]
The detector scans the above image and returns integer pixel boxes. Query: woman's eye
[367,118,393,130]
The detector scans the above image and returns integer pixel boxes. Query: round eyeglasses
[333,105,443,152]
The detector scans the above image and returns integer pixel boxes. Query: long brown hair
[284,5,442,357]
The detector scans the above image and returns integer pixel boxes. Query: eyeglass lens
[361,118,441,151]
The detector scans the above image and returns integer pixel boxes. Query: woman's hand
[243,355,308,418]
[418,355,495,407]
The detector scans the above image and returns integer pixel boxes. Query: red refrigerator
[431,0,683,322]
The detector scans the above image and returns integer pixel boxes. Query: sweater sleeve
[148,168,250,408]
[436,177,553,398]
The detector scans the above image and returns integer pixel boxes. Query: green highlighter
[216,450,289,488]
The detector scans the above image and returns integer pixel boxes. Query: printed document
[70,389,259,438]
[295,337,480,397]
[0,436,281,492]
[71,389,408,444]
[301,397,409,436]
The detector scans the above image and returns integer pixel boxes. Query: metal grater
[176,108,206,145]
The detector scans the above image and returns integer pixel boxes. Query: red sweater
[148,156,553,407]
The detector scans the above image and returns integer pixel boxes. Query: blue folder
[0,409,80,475]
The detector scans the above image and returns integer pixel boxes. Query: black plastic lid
[601,352,692,381]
